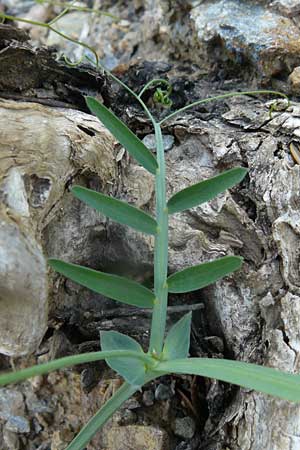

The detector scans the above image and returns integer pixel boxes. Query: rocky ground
[1,1,300,450]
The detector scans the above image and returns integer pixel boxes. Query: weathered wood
[0,24,111,109]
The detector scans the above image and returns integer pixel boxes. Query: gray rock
[191,0,300,79]
[142,134,175,152]
[5,415,30,434]
[25,391,51,414]
[0,389,25,421]
[155,383,174,401]
[1,0,35,13]
[142,389,155,406]
[3,428,20,450]
[270,0,300,16]
[46,12,89,62]
[289,66,300,94]
[175,442,193,450]
[115,408,137,426]
[122,398,141,410]
[173,416,196,439]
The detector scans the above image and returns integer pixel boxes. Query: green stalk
[159,90,289,124]
[66,381,138,450]
[149,122,169,354]
[0,350,153,385]
[0,12,99,64]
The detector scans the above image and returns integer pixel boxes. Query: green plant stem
[0,12,100,64]
[66,381,138,450]
[48,0,76,25]
[0,350,154,385]
[149,122,169,355]
[138,78,172,98]
[46,1,119,20]
[159,90,289,124]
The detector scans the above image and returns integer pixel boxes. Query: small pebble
[142,134,175,152]
[175,442,193,450]
[155,384,174,401]
[173,416,196,439]
[122,398,141,410]
[3,428,20,450]
[142,390,155,406]
[115,408,137,425]
[5,415,30,434]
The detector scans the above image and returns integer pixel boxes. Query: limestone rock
[288,66,300,93]
[191,0,300,79]
[173,416,196,439]
[270,0,300,16]
[0,388,25,421]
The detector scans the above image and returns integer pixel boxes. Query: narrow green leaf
[154,358,300,403]
[71,186,157,235]
[48,259,155,308]
[162,312,192,360]
[101,331,146,386]
[167,167,248,214]
[167,256,243,293]
[0,350,153,386]
[85,96,158,175]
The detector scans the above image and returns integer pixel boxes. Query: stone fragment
[173,416,196,439]
[270,0,300,16]
[3,428,20,450]
[5,415,30,434]
[46,12,88,61]
[101,425,170,450]
[114,408,137,426]
[142,134,175,152]
[288,66,300,93]
[51,429,74,450]
[0,389,25,421]
[155,383,174,401]
[142,389,155,406]
[191,0,300,79]
[175,442,193,450]
[122,398,141,410]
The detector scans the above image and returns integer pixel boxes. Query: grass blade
[167,167,248,214]
[167,256,243,293]
[85,96,158,175]
[72,186,157,235]
[155,358,300,402]
[49,259,155,308]
[0,350,153,386]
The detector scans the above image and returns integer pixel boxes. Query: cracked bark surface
[1,24,300,450]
